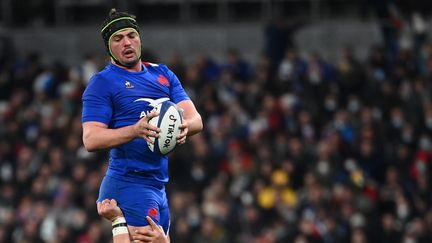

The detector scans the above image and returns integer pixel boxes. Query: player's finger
[158,225,164,232]
[131,240,146,243]
[137,114,161,133]
[137,122,160,134]
[177,125,187,138]
[143,135,154,144]
[146,216,166,234]
[177,131,187,139]
[110,199,118,206]
[97,199,107,208]
[142,130,160,144]
[131,234,154,242]
[142,110,159,118]
[134,225,157,237]
[178,126,187,136]
[146,216,158,230]
[142,111,159,122]
[131,239,148,243]
[178,122,186,128]
[178,120,188,132]
[177,137,186,145]
[144,128,160,138]
[96,202,102,213]
[176,130,187,145]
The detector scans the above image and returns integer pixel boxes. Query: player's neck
[112,61,142,72]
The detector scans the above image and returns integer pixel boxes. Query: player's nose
[123,37,132,46]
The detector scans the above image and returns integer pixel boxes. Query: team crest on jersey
[125,80,134,89]
[157,75,169,87]
[148,208,159,220]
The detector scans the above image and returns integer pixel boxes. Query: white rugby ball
[148,100,183,155]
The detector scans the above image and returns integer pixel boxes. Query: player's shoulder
[87,72,107,86]
[96,64,115,78]
[142,61,160,68]
[85,69,112,94]
[142,61,170,73]
[88,65,114,83]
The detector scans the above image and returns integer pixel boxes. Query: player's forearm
[177,100,203,136]
[111,216,131,243]
[113,233,130,243]
[186,114,203,136]
[83,125,137,151]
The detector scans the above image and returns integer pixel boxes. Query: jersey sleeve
[81,74,113,125]
[161,65,190,103]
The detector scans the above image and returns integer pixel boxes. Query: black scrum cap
[100,9,141,64]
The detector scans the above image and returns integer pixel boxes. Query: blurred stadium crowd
[2,4,432,243]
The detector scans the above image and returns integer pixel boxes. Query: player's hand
[97,199,123,221]
[177,119,188,145]
[131,216,169,243]
[134,111,161,144]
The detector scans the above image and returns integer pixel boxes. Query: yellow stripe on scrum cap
[101,17,136,33]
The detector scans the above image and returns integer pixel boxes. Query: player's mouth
[123,49,135,58]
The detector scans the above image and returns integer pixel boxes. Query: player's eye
[128,32,137,38]
[112,36,122,42]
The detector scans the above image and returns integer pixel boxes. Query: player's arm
[131,216,170,243]
[97,199,169,243]
[176,100,203,144]
[82,112,160,152]
[97,199,130,243]
[113,228,131,243]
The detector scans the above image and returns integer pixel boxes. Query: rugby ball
[147,100,183,155]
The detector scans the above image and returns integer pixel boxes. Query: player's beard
[123,57,139,67]
[122,47,141,68]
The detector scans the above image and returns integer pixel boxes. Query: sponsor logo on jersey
[134,97,170,118]
[125,80,134,89]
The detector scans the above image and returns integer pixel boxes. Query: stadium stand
[1,0,432,242]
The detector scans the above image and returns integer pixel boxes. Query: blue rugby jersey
[82,62,190,186]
